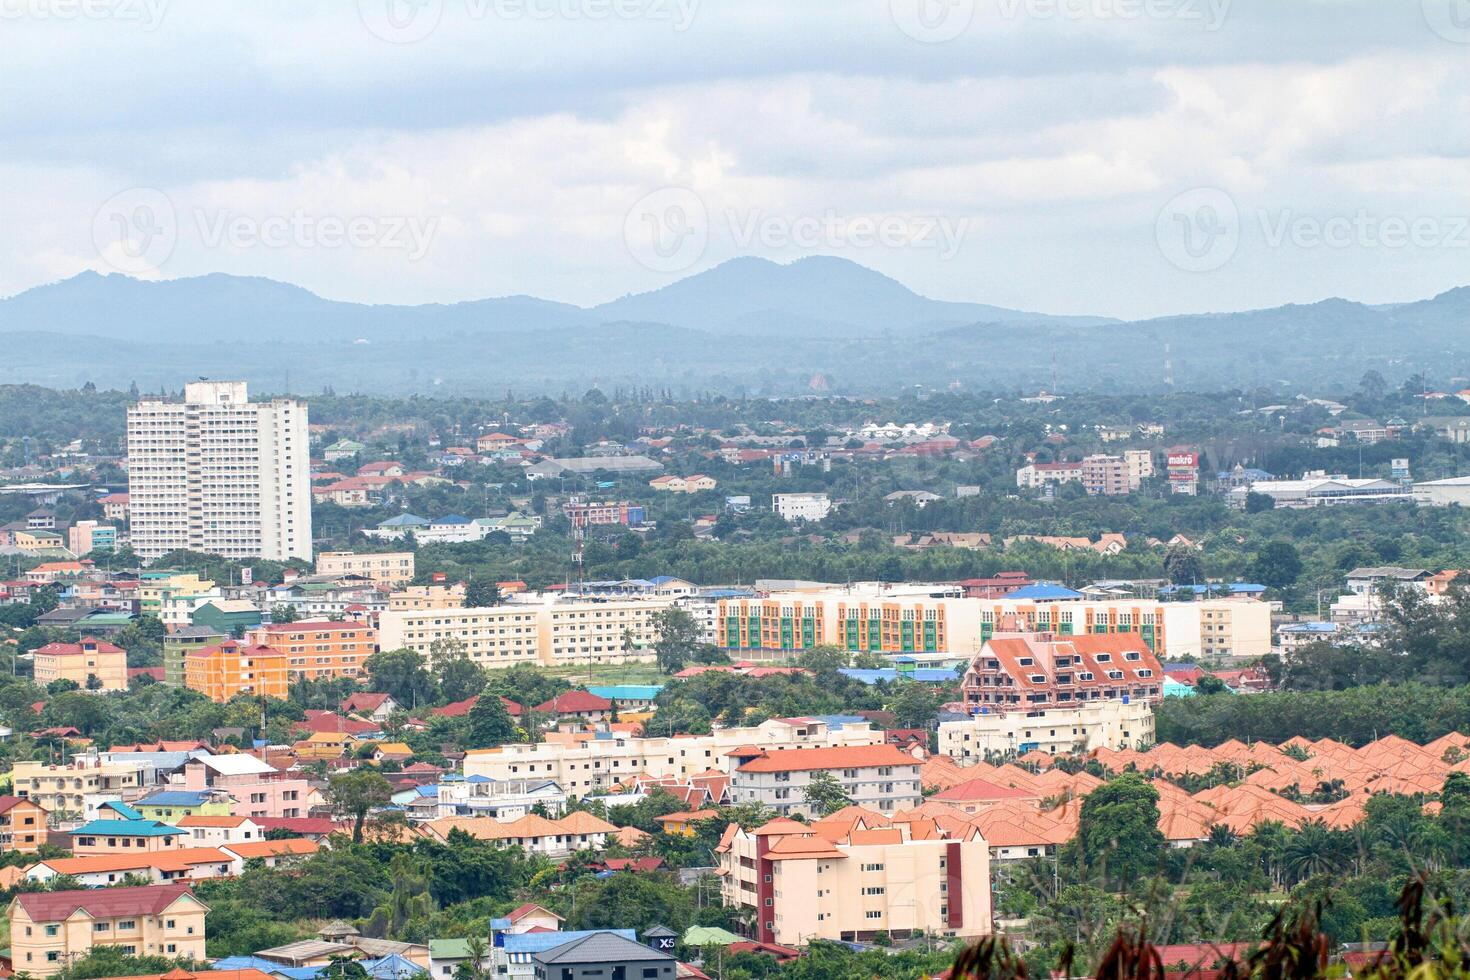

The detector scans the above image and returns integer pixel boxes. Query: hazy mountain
[593,256,1115,334]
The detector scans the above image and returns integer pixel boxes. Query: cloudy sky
[3,0,1468,319]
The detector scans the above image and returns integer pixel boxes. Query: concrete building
[1081,455,1130,496]
[959,630,1164,713]
[32,637,128,692]
[1230,474,1411,509]
[127,381,311,561]
[315,551,415,587]
[420,812,616,858]
[8,884,208,975]
[1015,461,1083,490]
[244,621,377,681]
[184,641,289,703]
[0,796,49,853]
[1414,477,1470,507]
[10,757,152,816]
[464,718,884,797]
[389,583,467,610]
[938,698,1156,760]
[67,521,118,556]
[163,627,228,688]
[1160,599,1274,660]
[1123,449,1154,490]
[731,744,923,818]
[772,492,831,522]
[378,596,671,669]
[718,811,991,945]
[531,931,675,980]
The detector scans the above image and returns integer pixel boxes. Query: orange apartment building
[0,797,49,852]
[245,621,378,680]
[184,641,290,703]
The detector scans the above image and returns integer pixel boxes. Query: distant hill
[0,262,1465,396]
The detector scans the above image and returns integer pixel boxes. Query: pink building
[177,757,312,820]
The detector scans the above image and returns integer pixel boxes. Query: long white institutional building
[127,381,312,561]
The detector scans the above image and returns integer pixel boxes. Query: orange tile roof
[37,847,232,876]
[737,744,919,773]
[225,838,319,859]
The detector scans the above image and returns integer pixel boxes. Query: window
[865,911,883,919]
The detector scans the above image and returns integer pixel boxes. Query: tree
[803,770,853,816]
[1162,544,1204,585]
[326,769,393,843]
[464,577,502,608]
[651,607,706,674]
[466,689,517,748]
[888,683,940,729]
[432,641,486,702]
[270,604,299,624]
[1244,491,1275,514]
[363,648,436,709]
[1250,540,1303,591]
[1359,369,1388,400]
[1076,774,1164,891]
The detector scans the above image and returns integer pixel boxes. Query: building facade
[959,630,1164,713]
[315,551,415,587]
[937,698,1156,760]
[126,381,311,561]
[772,493,831,522]
[8,884,208,976]
[244,621,377,680]
[32,638,128,692]
[183,641,289,702]
[731,745,923,817]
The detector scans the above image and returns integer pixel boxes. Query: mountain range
[1,257,1466,396]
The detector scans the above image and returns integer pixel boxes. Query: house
[342,692,400,722]
[0,796,48,852]
[884,490,942,508]
[8,884,209,975]
[654,810,719,836]
[220,838,319,873]
[24,848,236,887]
[419,812,617,857]
[67,817,189,855]
[176,814,264,846]
[535,690,614,723]
[508,903,565,932]
[133,789,236,824]
[531,931,677,980]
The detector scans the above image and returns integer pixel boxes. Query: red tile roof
[737,744,920,774]
[15,883,202,922]
[535,690,614,714]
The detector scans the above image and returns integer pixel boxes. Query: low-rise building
[25,848,235,887]
[1015,461,1082,490]
[389,583,467,611]
[8,884,209,975]
[315,551,415,587]
[772,492,831,523]
[531,931,676,980]
[184,641,290,702]
[0,796,49,852]
[32,637,128,692]
[420,812,616,857]
[717,810,992,946]
[938,698,1156,760]
[68,816,189,855]
[10,756,152,816]
[731,744,923,817]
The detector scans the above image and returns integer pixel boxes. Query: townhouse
[730,744,923,818]
[25,848,235,887]
[8,884,208,975]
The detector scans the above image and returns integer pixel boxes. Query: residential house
[419,812,617,857]
[531,932,676,980]
[7,884,208,975]
[0,796,49,852]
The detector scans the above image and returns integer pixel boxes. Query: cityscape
[3,4,1470,980]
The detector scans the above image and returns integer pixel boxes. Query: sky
[3,0,1468,320]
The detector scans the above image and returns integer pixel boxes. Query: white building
[1414,477,1470,507]
[730,744,923,818]
[127,381,312,561]
[937,698,1156,761]
[772,492,832,522]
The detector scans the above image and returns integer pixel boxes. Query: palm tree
[1207,823,1237,848]
[1282,820,1341,884]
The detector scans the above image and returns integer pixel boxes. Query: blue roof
[363,954,422,979]
[1279,622,1337,635]
[137,790,210,807]
[806,714,867,726]
[213,957,321,980]
[839,667,961,685]
[378,513,429,527]
[1006,583,1083,601]
[1163,677,1198,697]
[503,929,638,955]
[1159,582,1268,597]
[71,818,185,837]
[434,514,472,525]
[587,685,664,701]
[99,801,144,820]
[648,576,681,585]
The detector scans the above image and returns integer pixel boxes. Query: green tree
[326,769,393,843]
[464,577,502,608]
[1162,544,1204,585]
[651,607,705,674]
[270,604,299,624]
[1076,774,1164,891]
[1249,540,1303,591]
[888,683,940,729]
[363,648,436,708]
[466,689,517,748]
[803,770,853,816]
[432,641,487,702]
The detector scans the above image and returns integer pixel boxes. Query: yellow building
[655,809,718,836]
[316,551,415,587]
[9,883,208,975]
[183,641,289,703]
[32,637,128,692]
[388,583,467,611]
[10,757,151,815]
[139,573,216,617]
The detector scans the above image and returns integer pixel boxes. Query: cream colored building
[127,380,312,561]
[378,595,674,668]
[938,698,1156,761]
[11,756,151,815]
[718,812,992,946]
[1160,599,1273,660]
[31,638,128,692]
[388,583,467,610]
[317,551,415,587]
[464,718,884,797]
[9,883,208,975]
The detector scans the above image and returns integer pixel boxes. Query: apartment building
[8,884,209,975]
[730,745,923,817]
[10,756,151,815]
[562,501,645,527]
[138,573,215,617]
[772,493,831,522]
[67,520,118,556]
[183,641,289,702]
[1123,449,1154,489]
[32,637,128,691]
[389,583,467,611]
[162,627,228,688]
[316,551,415,587]
[718,811,992,946]
[1081,454,1130,496]
[1160,599,1274,659]
[25,849,235,887]
[464,718,884,797]
[959,630,1164,713]
[938,698,1156,760]
[126,380,311,561]
[244,621,377,680]
[0,796,49,853]
[1014,461,1082,490]
[379,596,669,669]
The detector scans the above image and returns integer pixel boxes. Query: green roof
[682,926,743,946]
[428,939,475,960]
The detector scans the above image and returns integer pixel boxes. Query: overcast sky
[3,0,1468,319]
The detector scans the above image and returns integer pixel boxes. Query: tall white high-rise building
[127,381,312,562]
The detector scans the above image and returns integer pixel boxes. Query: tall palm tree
[1282,820,1341,884]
